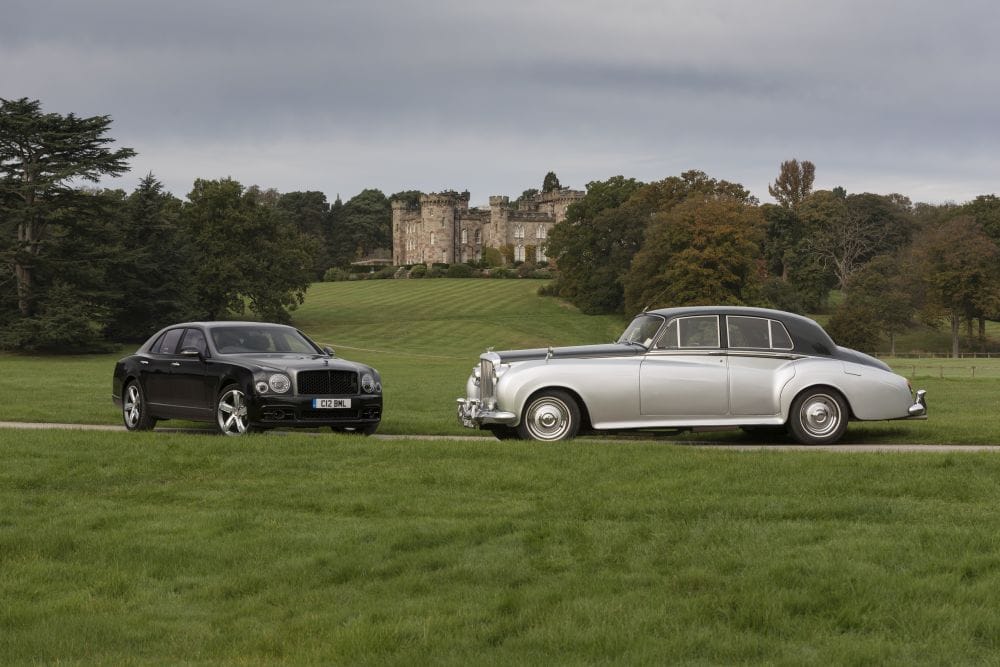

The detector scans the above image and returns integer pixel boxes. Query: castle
[392,188,585,266]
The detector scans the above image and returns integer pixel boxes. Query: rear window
[727,316,794,351]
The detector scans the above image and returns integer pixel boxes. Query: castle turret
[489,196,510,247]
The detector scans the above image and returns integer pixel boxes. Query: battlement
[421,190,471,207]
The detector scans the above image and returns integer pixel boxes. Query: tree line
[545,161,1000,357]
[3,98,998,356]
[0,98,407,351]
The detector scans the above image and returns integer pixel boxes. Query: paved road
[1,420,997,452]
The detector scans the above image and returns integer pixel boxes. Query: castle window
[461,229,468,245]
[514,225,525,241]
[475,230,482,245]
[515,245,525,262]
[536,226,546,241]
[430,232,436,246]
[442,249,447,263]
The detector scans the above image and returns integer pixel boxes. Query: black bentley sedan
[112,322,382,435]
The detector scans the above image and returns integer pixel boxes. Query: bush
[427,267,444,278]
[409,264,427,279]
[490,268,513,279]
[446,263,474,278]
[374,267,397,280]
[323,267,350,282]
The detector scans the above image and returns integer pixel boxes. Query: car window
[211,326,320,354]
[152,328,184,355]
[728,316,770,349]
[656,316,720,349]
[618,314,664,347]
[726,316,795,351]
[770,321,794,350]
[180,328,208,355]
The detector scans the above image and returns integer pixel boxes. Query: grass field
[5,281,1000,663]
[5,430,1000,663]
[1,279,998,443]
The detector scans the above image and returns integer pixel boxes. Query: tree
[181,178,314,322]
[104,174,190,341]
[547,170,756,315]
[623,196,767,312]
[330,189,391,265]
[911,216,1000,358]
[0,98,134,316]
[545,175,644,314]
[768,159,815,209]
[277,191,330,278]
[542,171,561,193]
[799,190,913,291]
[826,254,916,354]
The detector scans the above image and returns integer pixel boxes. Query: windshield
[617,315,665,348]
[211,326,323,355]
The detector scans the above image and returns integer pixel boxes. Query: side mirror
[180,347,205,361]
[324,345,336,358]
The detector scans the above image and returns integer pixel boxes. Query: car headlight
[361,373,380,394]
[268,373,291,394]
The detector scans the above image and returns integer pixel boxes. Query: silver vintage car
[457,306,927,444]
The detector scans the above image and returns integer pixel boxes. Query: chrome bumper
[907,389,928,419]
[456,398,517,428]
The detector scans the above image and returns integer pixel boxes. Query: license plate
[312,398,351,409]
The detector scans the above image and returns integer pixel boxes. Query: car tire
[788,388,848,445]
[516,389,581,442]
[216,384,254,436]
[122,381,156,431]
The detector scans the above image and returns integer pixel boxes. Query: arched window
[461,228,468,244]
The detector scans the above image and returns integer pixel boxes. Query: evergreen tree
[0,98,134,316]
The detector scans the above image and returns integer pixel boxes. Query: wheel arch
[783,382,857,424]
[521,385,593,431]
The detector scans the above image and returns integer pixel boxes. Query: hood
[225,353,372,374]
[495,343,643,363]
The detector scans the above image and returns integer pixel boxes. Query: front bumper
[456,398,516,429]
[251,394,383,428]
[906,389,928,419]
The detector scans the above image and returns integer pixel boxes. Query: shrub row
[323,263,554,281]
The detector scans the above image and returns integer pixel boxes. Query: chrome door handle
[170,362,180,367]
[140,360,149,365]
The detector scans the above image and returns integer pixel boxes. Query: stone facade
[392,188,584,266]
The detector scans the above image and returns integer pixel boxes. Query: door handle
[170,362,181,367]
[140,360,149,365]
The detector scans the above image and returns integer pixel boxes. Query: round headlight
[361,373,376,394]
[268,373,291,394]
[255,381,269,394]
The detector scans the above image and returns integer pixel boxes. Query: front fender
[495,357,641,426]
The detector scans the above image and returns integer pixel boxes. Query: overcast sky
[4,0,998,206]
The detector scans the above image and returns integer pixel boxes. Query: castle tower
[489,195,510,247]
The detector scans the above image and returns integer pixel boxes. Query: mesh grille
[297,370,359,395]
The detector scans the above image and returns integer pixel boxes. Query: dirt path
[1,421,997,452]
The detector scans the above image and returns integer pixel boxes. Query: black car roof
[641,306,837,356]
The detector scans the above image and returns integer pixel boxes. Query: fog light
[255,381,269,394]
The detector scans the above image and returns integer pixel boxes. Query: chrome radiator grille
[479,357,495,406]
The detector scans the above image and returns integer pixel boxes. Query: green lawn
[4,430,1000,663]
[1,279,998,443]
